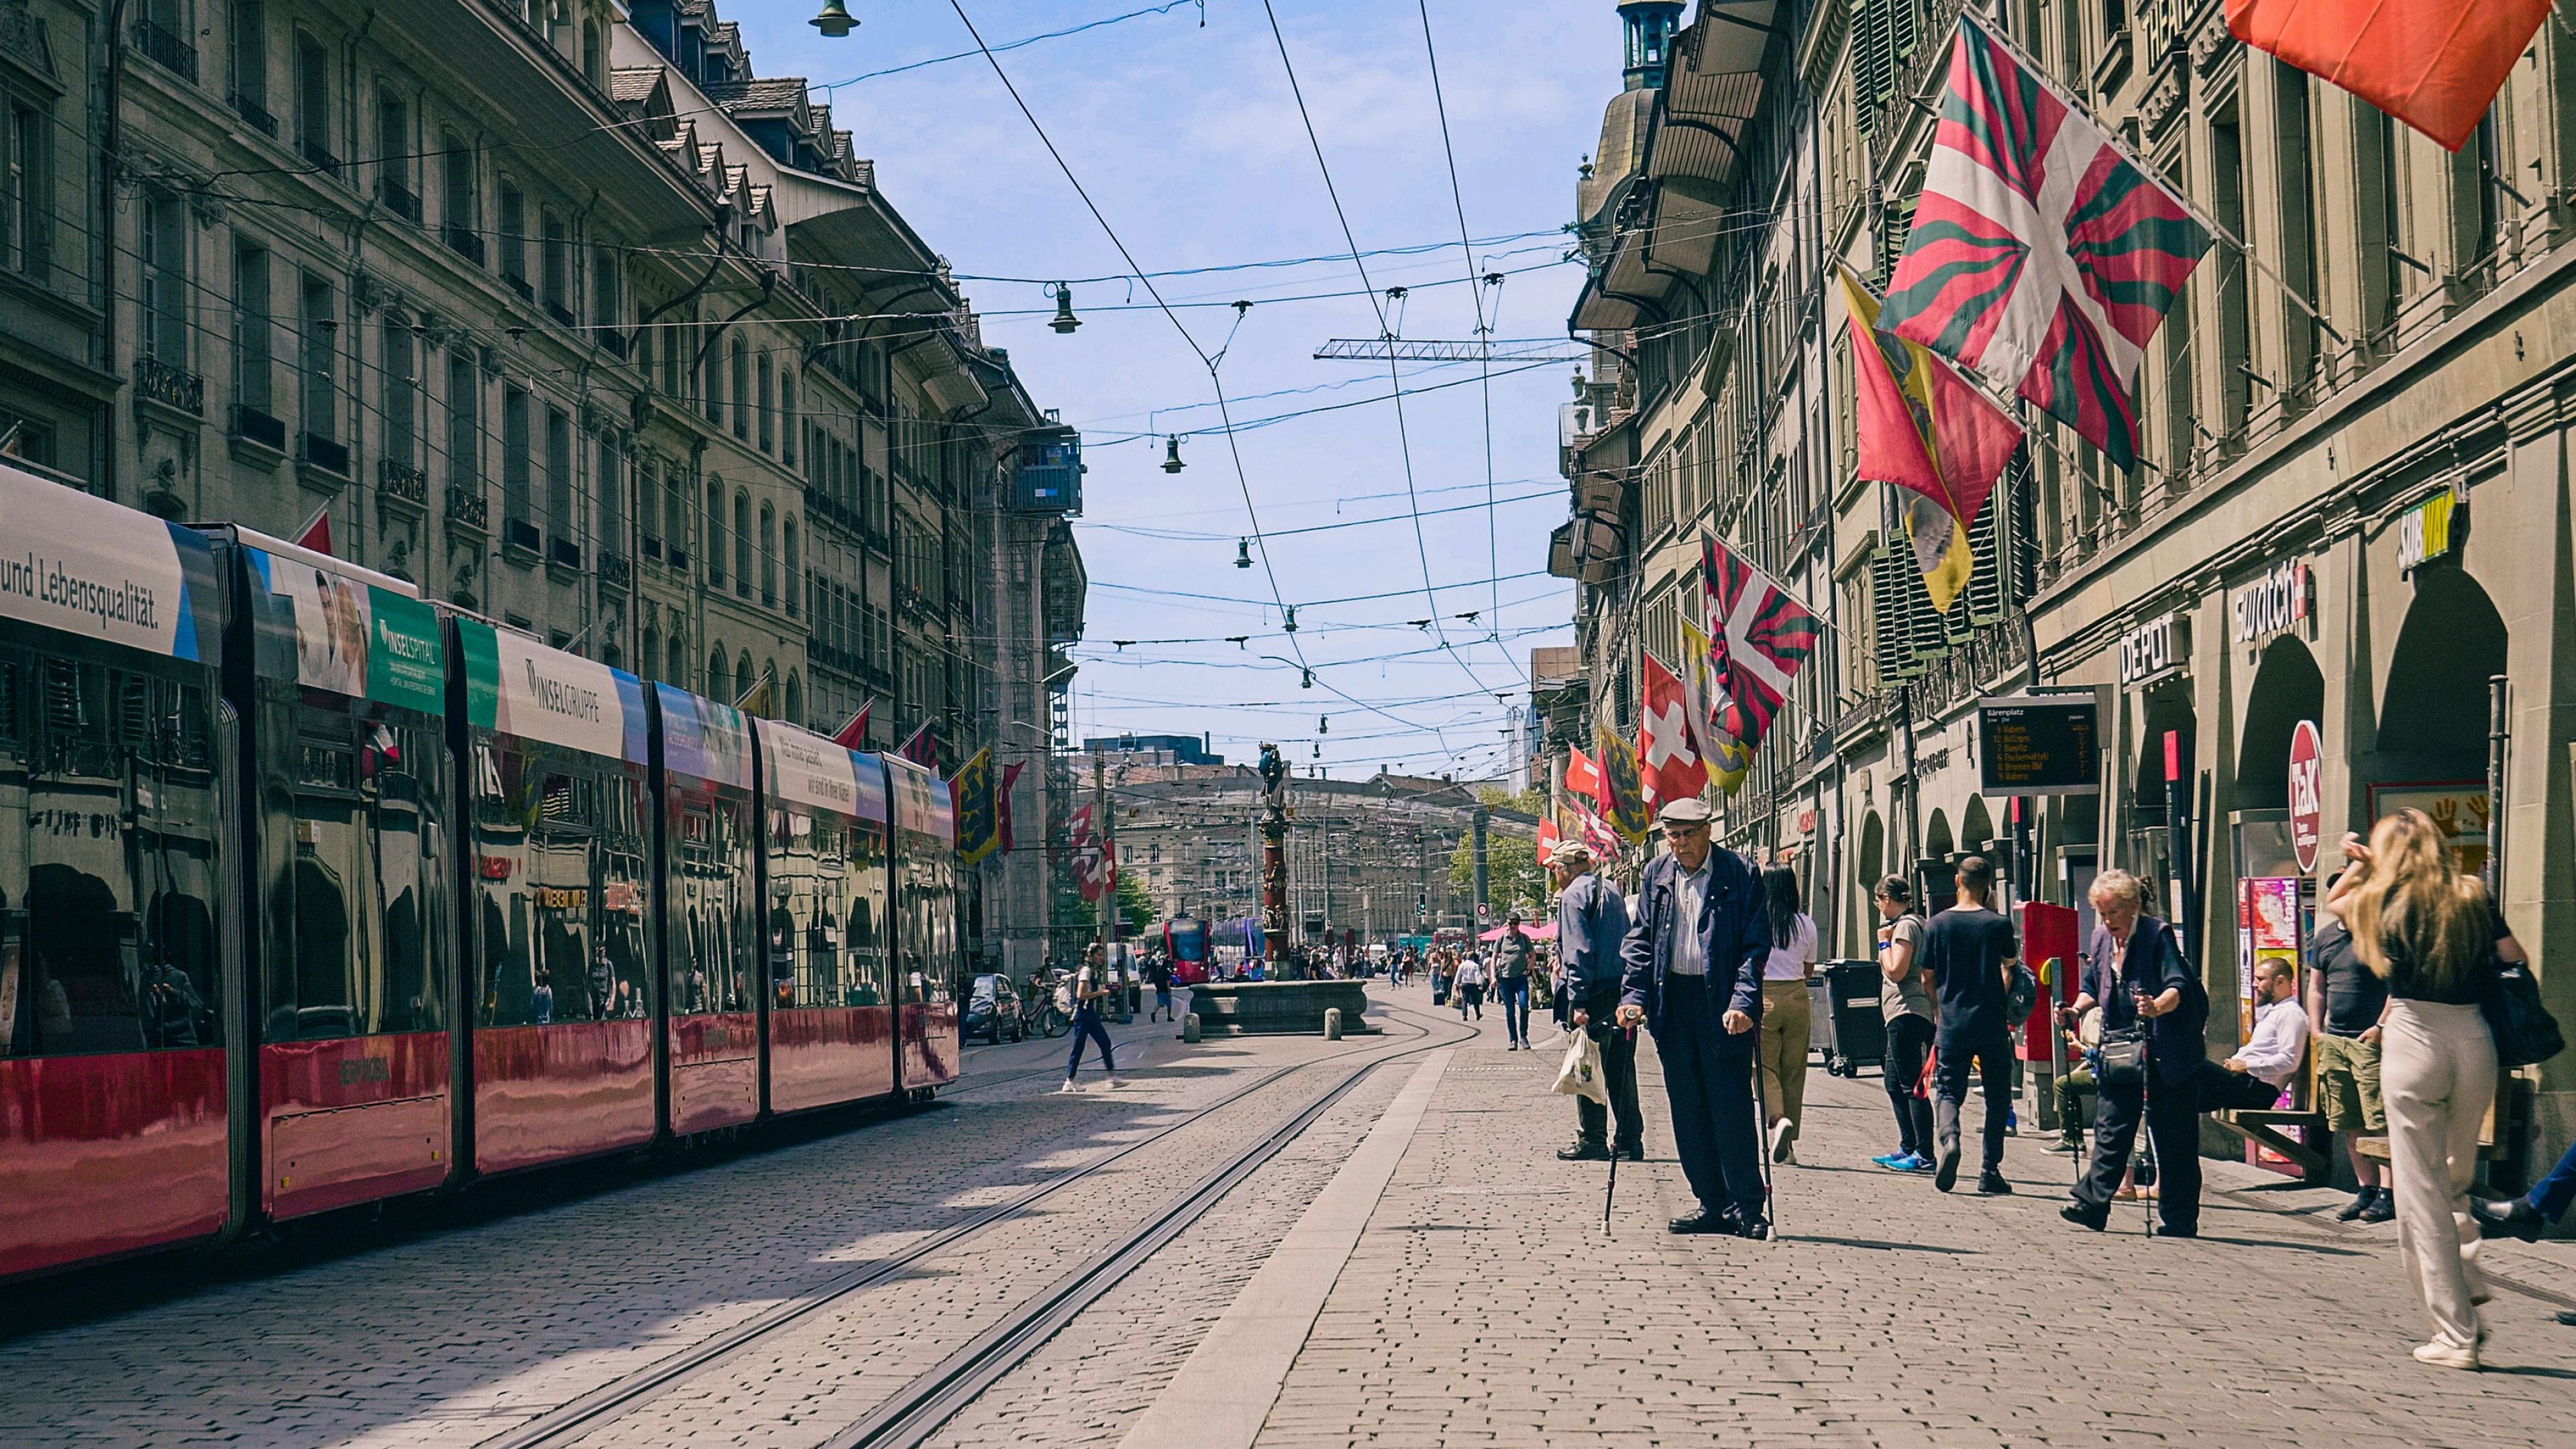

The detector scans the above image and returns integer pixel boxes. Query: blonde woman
[2328,810,2523,1370]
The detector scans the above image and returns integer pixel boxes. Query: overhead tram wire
[939,0,1394,746]
[1415,0,1524,686]
[1258,0,1497,720]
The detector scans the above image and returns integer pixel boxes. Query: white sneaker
[1059,1080,1081,1094]
[1769,1118,1796,1163]
[2412,1340,2479,1371]
[1107,1077,1127,1089]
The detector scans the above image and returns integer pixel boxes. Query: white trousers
[2381,999,2496,1352]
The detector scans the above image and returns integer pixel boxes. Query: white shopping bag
[1552,1029,1609,1105]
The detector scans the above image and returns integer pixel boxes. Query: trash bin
[1817,959,1886,1077]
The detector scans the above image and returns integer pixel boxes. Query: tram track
[490,991,1468,1449]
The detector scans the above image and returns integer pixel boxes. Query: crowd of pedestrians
[1470,799,2559,1372]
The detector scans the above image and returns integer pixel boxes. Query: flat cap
[1656,797,1713,826]
[1552,841,1595,864]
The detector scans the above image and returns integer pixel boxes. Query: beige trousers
[2381,998,2496,1352]
[1759,979,1812,1139]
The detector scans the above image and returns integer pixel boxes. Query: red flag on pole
[833,702,871,751]
[294,503,333,556]
[2226,0,2549,152]
[1564,745,1605,807]
[1536,815,1561,866]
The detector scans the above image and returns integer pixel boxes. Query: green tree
[1451,828,1547,920]
[1054,870,1156,942]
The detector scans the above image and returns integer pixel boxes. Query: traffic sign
[2289,720,2324,872]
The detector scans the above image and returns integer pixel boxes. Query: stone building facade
[0,0,1083,975]
[1553,0,2576,1169]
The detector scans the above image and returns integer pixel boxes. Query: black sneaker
[2359,1188,2396,1224]
[2472,1194,2543,1242]
[1977,1170,2013,1195]
[2153,1223,2198,1238]
[1556,1140,1611,1162]
[2335,1189,2376,1223]
[1668,1209,1731,1234]
[1934,1142,1962,1193]
[1731,1212,1774,1240]
[1615,1142,1645,1162]
[2060,1200,2109,1232]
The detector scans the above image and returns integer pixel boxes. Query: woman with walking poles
[2329,811,2526,1370]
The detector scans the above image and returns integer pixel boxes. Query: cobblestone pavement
[1256,1010,2576,1448]
[15,989,2573,1449]
[0,1010,1385,1448]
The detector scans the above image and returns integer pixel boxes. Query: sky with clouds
[746,1,1619,780]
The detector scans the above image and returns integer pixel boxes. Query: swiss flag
[1536,816,1561,866]
[2226,0,2549,152]
[1565,745,1605,808]
[1635,651,1705,810]
[294,505,333,556]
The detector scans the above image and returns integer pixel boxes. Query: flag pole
[1942,14,2348,345]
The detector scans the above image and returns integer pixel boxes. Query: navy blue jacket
[1554,872,1629,1002]
[1618,845,1768,1033]
[2082,915,2205,1085]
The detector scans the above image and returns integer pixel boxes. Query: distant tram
[1161,914,1210,985]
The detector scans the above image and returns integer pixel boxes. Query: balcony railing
[443,226,486,265]
[128,20,198,83]
[299,138,342,180]
[640,533,662,561]
[548,535,582,571]
[378,458,428,509]
[229,94,278,138]
[666,545,688,573]
[444,485,489,531]
[232,405,286,450]
[132,355,204,416]
[598,551,631,588]
[594,327,629,360]
[502,273,533,303]
[502,517,540,555]
[375,178,422,224]
[299,432,350,476]
[544,301,576,329]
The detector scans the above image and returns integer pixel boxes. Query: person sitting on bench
[2201,956,2308,1113]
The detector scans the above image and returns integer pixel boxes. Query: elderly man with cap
[1550,840,1640,1161]
[1617,798,1773,1237]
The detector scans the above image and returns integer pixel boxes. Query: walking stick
[1752,1028,1779,1239]
[1604,1024,1632,1237]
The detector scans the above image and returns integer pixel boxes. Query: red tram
[0,462,961,1282]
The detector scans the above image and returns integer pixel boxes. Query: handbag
[2484,955,2567,1069]
[2006,961,2039,1024]
[2095,1027,2148,1089]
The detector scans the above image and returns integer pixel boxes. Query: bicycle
[1030,1001,1069,1038]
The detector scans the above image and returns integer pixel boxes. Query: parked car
[963,973,1026,1044]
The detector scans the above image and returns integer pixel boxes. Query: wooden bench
[2211,1108,2332,1179]
[2354,1076,2531,1191]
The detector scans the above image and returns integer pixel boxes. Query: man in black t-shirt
[1922,855,2021,1195]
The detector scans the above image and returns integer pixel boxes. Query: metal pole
[1094,751,1110,958]
[1472,806,1490,923]
[2164,730,2192,960]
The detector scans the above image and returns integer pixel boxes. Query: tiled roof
[610,66,663,105]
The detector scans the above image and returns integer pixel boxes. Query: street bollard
[1181,1012,1201,1044]
[1324,1007,1343,1041]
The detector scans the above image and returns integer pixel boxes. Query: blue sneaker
[1903,1153,1939,1173]
[1870,1151,1908,1169]
[1878,1152,1922,1172]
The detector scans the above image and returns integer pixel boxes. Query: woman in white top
[1453,952,1489,1020]
[1758,865,1819,1165]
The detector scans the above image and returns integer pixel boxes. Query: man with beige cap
[1550,839,1640,1161]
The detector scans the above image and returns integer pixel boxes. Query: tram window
[473,739,651,1028]
[765,810,888,1010]
[0,648,222,1058]
[665,786,752,1016]
[262,703,449,1042]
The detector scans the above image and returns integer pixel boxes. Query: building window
[441,129,474,248]
[229,0,270,128]
[736,653,754,706]
[784,672,801,726]
[502,386,531,527]
[383,321,416,468]
[733,490,750,594]
[780,373,797,464]
[708,645,727,698]
[782,519,799,616]
[140,192,188,364]
[663,465,685,561]
[590,246,618,332]
[545,406,574,547]
[661,311,684,396]
[231,240,271,416]
[668,633,686,686]
[293,32,335,174]
[704,478,724,585]
[445,352,478,494]
[702,323,722,423]
[759,501,775,606]
[498,180,526,288]
[580,19,604,87]
[539,208,568,317]
[299,272,336,443]
[3,103,42,277]
[730,337,749,439]
[376,89,415,219]
[640,625,658,683]
[596,433,622,555]
[757,352,774,453]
